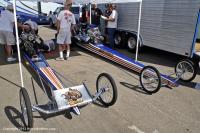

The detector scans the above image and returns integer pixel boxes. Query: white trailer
[105,0,200,58]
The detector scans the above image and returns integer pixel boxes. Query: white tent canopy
[73,0,142,4]
[13,0,142,87]
[36,0,142,4]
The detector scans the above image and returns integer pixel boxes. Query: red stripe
[40,67,62,90]
[47,67,63,89]
[40,68,59,89]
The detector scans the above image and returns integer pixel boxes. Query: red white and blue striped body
[77,43,178,88]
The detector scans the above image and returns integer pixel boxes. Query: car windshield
[71,7,79,14]
[55,7,64,14]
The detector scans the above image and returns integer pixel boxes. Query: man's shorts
[0,30,15,45]
[57,28,72,45]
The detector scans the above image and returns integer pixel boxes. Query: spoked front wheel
[96,73,118,107]
[175,59,197,82]
[140,66,161,94]
[19,88,33,130]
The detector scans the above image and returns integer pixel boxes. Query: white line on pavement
[153,129,159,133]
[128,125,145,133]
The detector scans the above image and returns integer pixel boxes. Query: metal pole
[13,0,24,87]
[89,3,91,24]
[37,1,42,14]
[135,1,142,61]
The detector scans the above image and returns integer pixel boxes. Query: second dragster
[73,24,187,94]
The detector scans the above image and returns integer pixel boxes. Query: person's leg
[65,31,71,59]
[111,28,115,48]
[66,44,70,58]
[0,30,7,59]
[56,29,65,60]
[58,44,64,59]
[6,45,12,57]
[107,28,111,46]
[5,31,16,62]
[107,28,115,48]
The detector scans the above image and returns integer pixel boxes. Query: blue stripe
[17,11,38,18]
[39,52,51,67]
[191,9,200,58]
[4,0,38,16]
[3,0,48,23]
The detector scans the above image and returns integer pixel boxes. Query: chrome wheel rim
[98,76,113,103]
[176,61,194,80]
[141,68,159,91]
[114,34,121,45]
[128,37,136,49]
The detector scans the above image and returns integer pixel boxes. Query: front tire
[140,66,161,94]
[96,73,118,107]
[20,88,33,130]
[175,59,197,82]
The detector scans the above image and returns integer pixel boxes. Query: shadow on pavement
[0,45,81,66]
[120,81,150,95]
[4,106,30,132]
[179,81,199,90]
[4,106,73,132]
[0,76,22,88]
[35,110,73,121]
[92,99,108,108]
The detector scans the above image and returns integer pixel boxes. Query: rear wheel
[127,36,137,50]
[114,33,122,47]
[175,59,197,82]
[96,73,118,107]
[140,66,161,94]
[20,88,33,130]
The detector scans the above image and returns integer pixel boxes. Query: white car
[48,5,82,27]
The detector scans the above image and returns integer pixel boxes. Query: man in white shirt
[101,4,118,49]
[56,0,76,61]
[0,5,16,62]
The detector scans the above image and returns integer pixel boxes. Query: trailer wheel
[140,66,161,94]
[175,59,197,82]
[114,33,122,47]
[19,88,33,130]
[96,73,118,107]
[127,36,137,50]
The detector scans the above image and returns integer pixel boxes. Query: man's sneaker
[65,56,69,60]
[55,57,64,61]
[7,57,16,62]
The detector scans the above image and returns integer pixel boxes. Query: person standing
[101,4,118,48]
[81,5,88,23]
[56,0,76,61]
[90,4,102,27]
[104,4,112,43]
[0,4,16,62]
